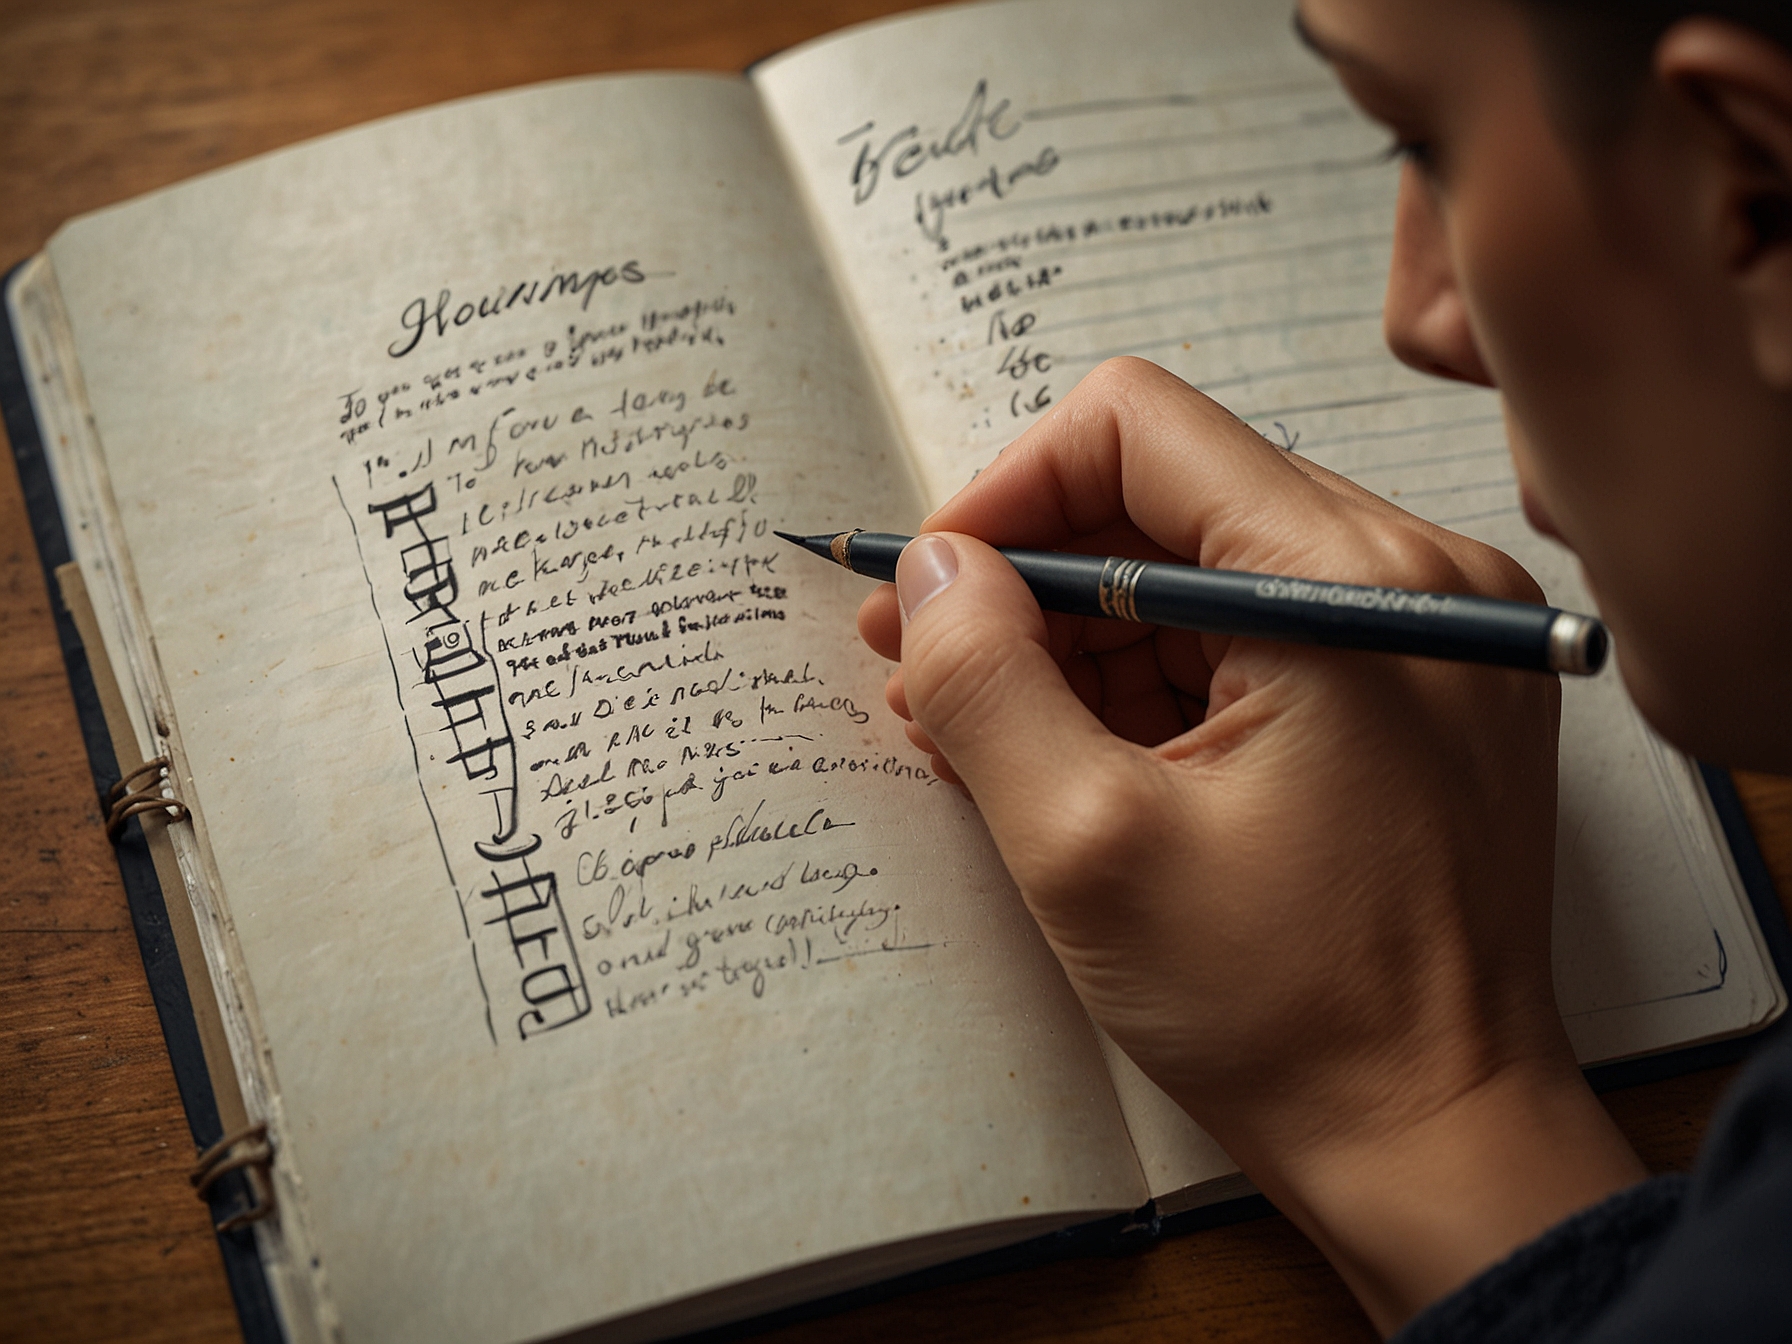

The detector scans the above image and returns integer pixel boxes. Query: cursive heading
[389,262,660,358]
[838,80,1022,207]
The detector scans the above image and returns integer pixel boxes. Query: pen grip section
[840,532,908,581]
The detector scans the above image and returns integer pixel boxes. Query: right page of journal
[754,0,1785,1196]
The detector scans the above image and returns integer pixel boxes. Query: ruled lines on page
[756,0,1779,1077]
[757,1,1518,537]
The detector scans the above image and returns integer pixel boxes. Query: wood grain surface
[0,4,1787,1341]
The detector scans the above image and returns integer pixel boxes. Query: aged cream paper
[42,73,1148,1344]
[756,0,1783,1196]
[29,0,1785,1317]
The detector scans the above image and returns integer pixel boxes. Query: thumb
[896,533,1154,887]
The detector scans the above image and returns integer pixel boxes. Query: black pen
[775,529,1608,676]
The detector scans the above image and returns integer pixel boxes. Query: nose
[1383,161,1495,387]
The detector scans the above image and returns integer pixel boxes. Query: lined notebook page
[758,0,1783,1195]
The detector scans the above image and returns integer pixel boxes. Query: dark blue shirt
[1395,1033,1792,1342]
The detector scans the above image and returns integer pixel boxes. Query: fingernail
[896,534,958,625]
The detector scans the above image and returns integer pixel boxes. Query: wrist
[1251,1057,1648,1336]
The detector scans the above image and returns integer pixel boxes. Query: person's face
[1299,0,1792,768]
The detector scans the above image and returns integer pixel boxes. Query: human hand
[859,358,1644,1332]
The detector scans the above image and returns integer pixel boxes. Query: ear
[1658,19,1792,388]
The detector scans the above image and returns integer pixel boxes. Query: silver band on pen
[1098,556,1147,622]
[1546,611,1606,675]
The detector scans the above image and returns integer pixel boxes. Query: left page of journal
[21,73,1150,1344]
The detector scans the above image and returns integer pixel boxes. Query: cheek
[1449,145,1726,739]
[1454,154,1625,551]
[1462,188,1785,758]
[1412,55,1792,763]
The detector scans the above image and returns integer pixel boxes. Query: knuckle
[1470,545,1547,604]
[1362,523,1464,594]
[1085,355,1152,392]
[1346,508,1545,604]
[1023,770,1164,898]
[1080,355,1182,409]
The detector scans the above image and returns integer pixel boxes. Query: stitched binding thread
[104,755,190,841]
[190,1122,276,1233]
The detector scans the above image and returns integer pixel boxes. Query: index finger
[924,357,1324,571]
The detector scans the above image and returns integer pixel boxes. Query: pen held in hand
[775,529,1608,676]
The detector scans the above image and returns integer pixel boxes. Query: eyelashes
[1380,137,1436,170]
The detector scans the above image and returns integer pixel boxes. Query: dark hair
[1525,0,1792,51]
[1521,2,1792,136]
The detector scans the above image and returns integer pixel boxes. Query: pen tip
[773,530,844,561]
[772,530,804,545]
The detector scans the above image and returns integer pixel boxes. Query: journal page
[34,71,1148,1344]
[755,0,1783,1198]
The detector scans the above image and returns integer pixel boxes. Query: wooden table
[2,3,1789,1340]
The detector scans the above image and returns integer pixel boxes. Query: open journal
[6,1,1788,1341]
